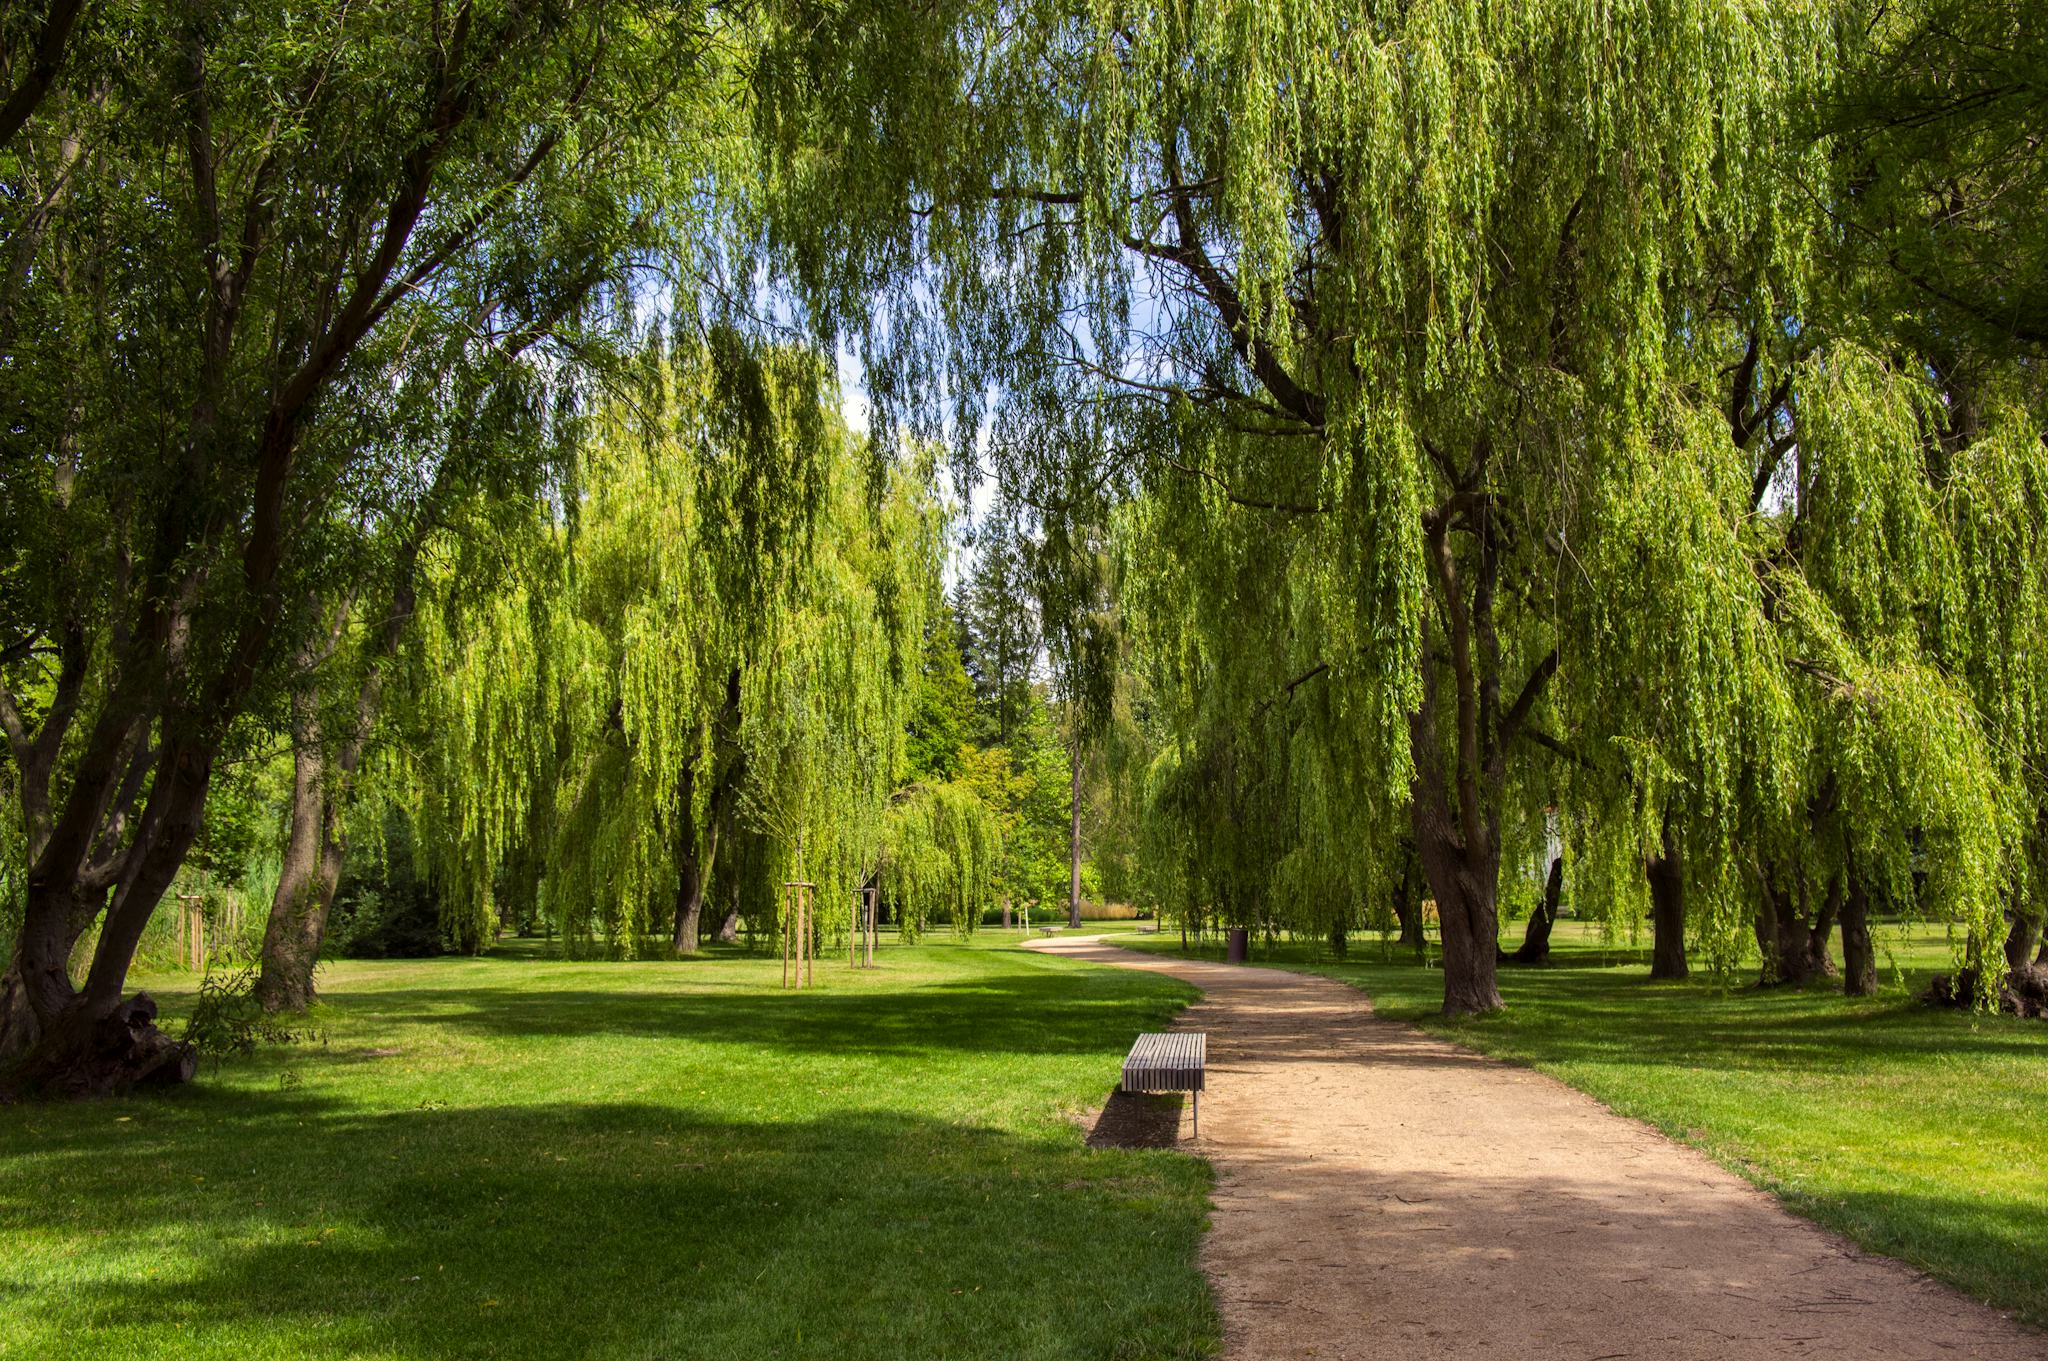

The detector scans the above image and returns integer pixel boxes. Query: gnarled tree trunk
[1412,793,1503,1015]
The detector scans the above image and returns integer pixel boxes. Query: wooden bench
[1121,1032,1207,1137]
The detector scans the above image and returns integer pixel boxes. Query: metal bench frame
[1120,1032,1207,1137]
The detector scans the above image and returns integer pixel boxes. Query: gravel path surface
[1025,934,2046,1361]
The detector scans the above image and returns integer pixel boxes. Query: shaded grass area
[0,934,1215,1360]
[1126,920,2048,1328]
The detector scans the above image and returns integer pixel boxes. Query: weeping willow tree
[751,0,2045,1012]
[409,330,975,957]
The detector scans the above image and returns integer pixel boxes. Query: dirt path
[1025,934,2046,1361]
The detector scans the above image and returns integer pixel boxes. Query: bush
[325,809,446,959]
[977,900,1151,925]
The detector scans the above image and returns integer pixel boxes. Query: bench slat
[1121,1031,1207,1093]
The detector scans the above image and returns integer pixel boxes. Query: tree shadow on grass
[310,967,1200,1062]
[0,1090,1216,1361]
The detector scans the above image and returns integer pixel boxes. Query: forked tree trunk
[1840,869,1876,997]
[1508,856,1562,965]
[4,730,213,1095]
[1647,827,1687,981]
[1754,868,1833,987]
[1412,796,1503,1016]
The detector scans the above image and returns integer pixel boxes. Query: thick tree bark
[1507,856,1562,965]
[1328,921,1349,960]
[1411,791,1503,1014]
[2005,900,2043,974]
[1647,827,1687,981]
[1840,868,1877,997]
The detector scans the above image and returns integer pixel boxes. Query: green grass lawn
[0,932,1216,1360]
[1126,919,2048,1327]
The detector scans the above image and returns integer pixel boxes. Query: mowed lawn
[1129,920,2048,1327]
[0,935,1216,1361]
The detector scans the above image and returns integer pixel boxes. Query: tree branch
[0,0,85,151]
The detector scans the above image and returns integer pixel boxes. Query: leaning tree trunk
[1506,856,1562,965]
[1647,827,1687,981]
[1839,867,1876,997]
[4,725,214,1095]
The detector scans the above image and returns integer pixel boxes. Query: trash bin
[1225,926,1249,963]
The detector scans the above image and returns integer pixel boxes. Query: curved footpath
[1023,934,2046,1361]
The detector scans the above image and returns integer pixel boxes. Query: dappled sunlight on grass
[0,939,1215,1360]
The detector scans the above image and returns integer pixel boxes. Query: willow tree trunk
[1392,843,1426,953]
[1754,869,1837,987]
[2006,903,2043,973]
[672,762,708,957]
[1647,828,1687,981]
[674,668,741,956]
[1508,856,1563,965]
[1840,869,1876,997]
[2,727,212,1095]
[1411,796,1503,1015]
[716,872,742,945]
[671,765,724,958]
[254,693,347,1012]
[1066,733,1083,929]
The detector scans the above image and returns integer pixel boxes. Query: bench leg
[1192,1091,1198,1140]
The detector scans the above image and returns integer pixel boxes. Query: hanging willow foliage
[407,330,974,955]
[879,781,1001,940]
[744,0,2048,1008]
